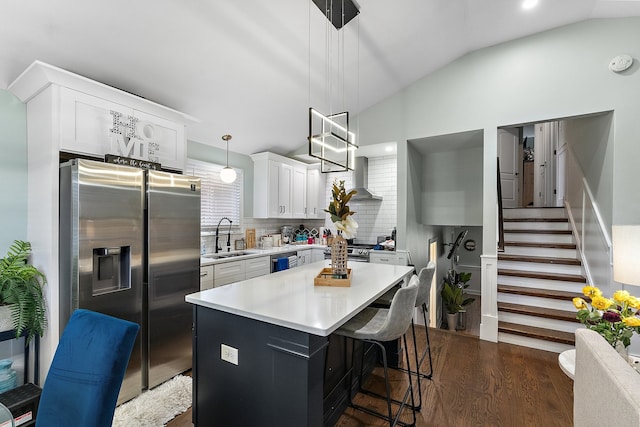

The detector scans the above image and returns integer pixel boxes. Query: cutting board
[245,228,256,248]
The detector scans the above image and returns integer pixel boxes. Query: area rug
[112,375,192,427]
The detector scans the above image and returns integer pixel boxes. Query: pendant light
[220,134,237,184]
[308,0,360,173]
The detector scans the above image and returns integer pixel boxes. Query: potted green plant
[441,270,474,331]
[0,240,47,343]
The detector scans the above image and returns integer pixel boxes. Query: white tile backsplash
[324,156,397,244]
[202,218,325,254]
[202,155,397,253]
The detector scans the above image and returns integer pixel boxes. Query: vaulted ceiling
[1,0,639,156]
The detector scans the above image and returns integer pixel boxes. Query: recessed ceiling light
[522,0,538,10]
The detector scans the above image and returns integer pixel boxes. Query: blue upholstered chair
[36,309,139,427]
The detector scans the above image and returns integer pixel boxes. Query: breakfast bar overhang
[186,261,414,426]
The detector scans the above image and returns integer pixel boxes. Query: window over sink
[187,158,243,231]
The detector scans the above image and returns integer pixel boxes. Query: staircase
[497,207,585,353]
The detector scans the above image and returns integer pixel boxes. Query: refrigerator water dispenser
[92,246,131,296]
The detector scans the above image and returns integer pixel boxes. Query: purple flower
[603,311,622,323]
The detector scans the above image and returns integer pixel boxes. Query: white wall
[356,17,640,341]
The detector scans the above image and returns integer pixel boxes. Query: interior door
[534,122,558,207]
[498,128,520,208]
[534,124,547,206]
[556,121,567,207]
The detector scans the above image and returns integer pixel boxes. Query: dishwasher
[271,251,298,273]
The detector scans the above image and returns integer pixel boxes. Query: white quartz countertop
[200,244,327,266]
[186,260,414,336]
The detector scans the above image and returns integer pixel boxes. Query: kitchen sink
[203,251,248,259]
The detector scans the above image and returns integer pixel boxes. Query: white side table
[558,349,576,380]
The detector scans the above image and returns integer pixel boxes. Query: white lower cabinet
[310,248,325,263]
[214,260,246,287]
[200,265,214,290]
[210,255,271,287]
[297,250,312,266]
[245,256,271,279]
[369,251,409,266]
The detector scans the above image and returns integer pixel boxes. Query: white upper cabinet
[59,88,186,170]
[251,152,323,219]
[291,166,307,218]
[306,164,325,219]
[268,160,292,218]
[9,61,194,172]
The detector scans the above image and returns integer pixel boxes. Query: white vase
[0,306,13,333]
[446,313,458,331]
[614,342,629,363]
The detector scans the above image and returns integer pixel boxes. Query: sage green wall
[403,142,427,271]
[565,113,615,229]
[357,18,640,259]
[186,140,254,217]
[420,147,484,226]
[0,90,27,253]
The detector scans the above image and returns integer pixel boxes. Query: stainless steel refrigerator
[59,159,201,403]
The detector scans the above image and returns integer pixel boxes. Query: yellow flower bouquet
[574,286,640,349]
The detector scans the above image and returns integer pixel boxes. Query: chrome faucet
[215,217,233,253]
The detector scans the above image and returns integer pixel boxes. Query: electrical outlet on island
[221,343,238,365]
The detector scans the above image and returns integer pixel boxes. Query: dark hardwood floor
[166,322,573,427]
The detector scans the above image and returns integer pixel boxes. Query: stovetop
[324,243,375,258]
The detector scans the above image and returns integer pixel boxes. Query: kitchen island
[186,260,414,426]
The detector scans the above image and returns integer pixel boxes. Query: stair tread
[498,321,576,345]
[498,284,585,300]
[498,254,581,265]
[498,301,579,322]
[498,268,586,283]
[504,241,576,249]
[504,229,572,234]
[504,218,568,223]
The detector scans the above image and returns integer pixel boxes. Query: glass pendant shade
[220,166,237,184]
[220,134,236,184]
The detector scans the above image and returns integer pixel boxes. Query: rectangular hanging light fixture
[311,0,360,30]
[308,0,360,172]
[308,107,357,172]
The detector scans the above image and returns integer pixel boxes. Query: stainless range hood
[349,157,382,201]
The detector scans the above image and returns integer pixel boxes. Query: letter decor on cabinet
[59,88,185,171]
